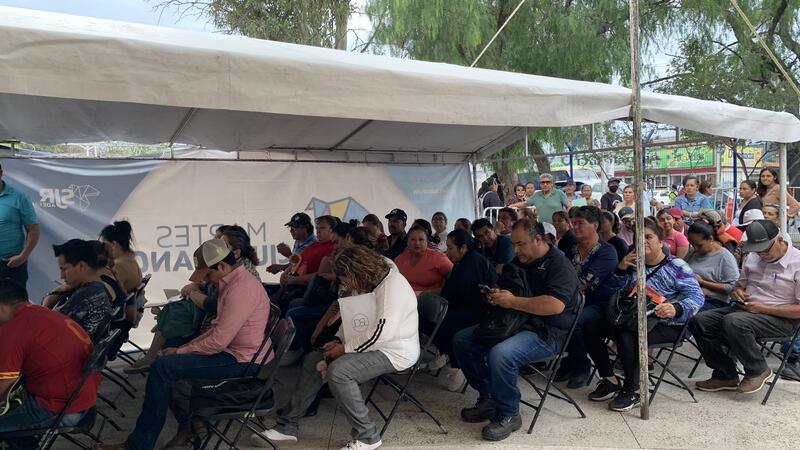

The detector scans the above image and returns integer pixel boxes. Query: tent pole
[471,154,479,219]
[732,143,738,220]
[779,143,788,233]
[629,0,649,420]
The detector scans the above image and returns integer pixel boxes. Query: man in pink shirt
[690,220,800,395]
[96,239,269,450]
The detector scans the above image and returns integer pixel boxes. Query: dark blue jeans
[124,352,254,450]
[286,302,330,352]
[453,325,555,417]
[700,297,729,312]
[0,390,85,448]
[563,303,605,374]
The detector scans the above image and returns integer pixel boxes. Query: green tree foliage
[364,0,675,192]
[155,0,354,49]
[654,1,799,183]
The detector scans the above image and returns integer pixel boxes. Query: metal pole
[471,154,480,220]
[779,143,788,233]
[629,0,649,419]
[524,128,529,157]
[569,143,575,179]
[732,144,738,221]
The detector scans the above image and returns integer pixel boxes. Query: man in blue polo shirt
[0,164,40,288]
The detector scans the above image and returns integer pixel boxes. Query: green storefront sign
[553,145,715,172]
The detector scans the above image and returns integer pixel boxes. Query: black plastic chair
[756,321,800,405]
[0,329,122,450]
[194,317,295,450]
[519,293,586,434]
[363,293,449,436]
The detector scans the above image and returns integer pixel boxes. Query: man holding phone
[689,220,800,394]
[0,164,40,288]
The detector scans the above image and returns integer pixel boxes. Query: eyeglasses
[757,239,777,255]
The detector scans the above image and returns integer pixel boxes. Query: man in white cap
[96,238,270,450]
[689,220,800,395]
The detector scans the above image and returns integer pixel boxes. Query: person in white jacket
[256,245,419,450]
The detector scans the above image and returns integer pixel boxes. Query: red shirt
[0,304,99,413]
[395,248,454,293]
[301,240,335,274]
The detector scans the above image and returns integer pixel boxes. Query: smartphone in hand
[478,284,492,295]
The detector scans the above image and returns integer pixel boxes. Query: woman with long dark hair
[758,167,799,218]
[737,180,762,225]
[99,220,141,294]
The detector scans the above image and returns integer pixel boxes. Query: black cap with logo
[285,212,312,228]
[385,208,407,222]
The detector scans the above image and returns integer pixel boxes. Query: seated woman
[256,245,419,450]
[99,220,143,325]
[552,211,576,253]
[495,207,518,236]
[412,218,441,251]
[431,211,449,252]
[583,221,704,411]
[686,221,740,311]
[395,224,453,295]
[124,225,261,375]
[423,229,497,391]
[363,213,390,253]
[656,209,689,259]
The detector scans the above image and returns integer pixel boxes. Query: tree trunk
[333,0,349,50]
[530,139,552,174]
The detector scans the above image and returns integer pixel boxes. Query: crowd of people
[0,161,799,449]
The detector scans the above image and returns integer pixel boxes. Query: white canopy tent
[0,5,798,165]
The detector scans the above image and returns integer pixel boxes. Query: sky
[0,0,218,31]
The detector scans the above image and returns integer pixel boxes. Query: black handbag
[473,264,530,346]
[606,258,670,333]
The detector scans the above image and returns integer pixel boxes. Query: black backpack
[473,264,530,346]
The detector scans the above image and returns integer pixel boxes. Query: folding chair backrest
[561,293,585,354]
[244,303,282,373]
[417,294,449,353]
[266,303,282,340]
[130,274,152,327]
[257,318,296,382]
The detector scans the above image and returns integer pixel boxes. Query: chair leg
[212,421,233,450]
[762,346,794,405]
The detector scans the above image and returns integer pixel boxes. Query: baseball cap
[618,207,635,220]
[741,220,779,253]
[190,238,232,282]
[542,221,557,238]
[740,209,764,226]
[608,178,621,185]
[285,212,312,228]
[698,209,722,225]
[385,208,408,222]
[565,179,576,186]
[668,207,683,220]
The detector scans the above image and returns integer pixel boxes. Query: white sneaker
[280,349,304,367]
[426,354,449,372]
[340,439,382,450]
[252,428,298,444]
[446,368,467,392]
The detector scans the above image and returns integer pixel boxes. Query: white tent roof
[0,7,798,163]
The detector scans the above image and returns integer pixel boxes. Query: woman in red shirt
[395,225,453,295]
[657,209,689,259]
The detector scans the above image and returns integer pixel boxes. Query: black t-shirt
[601,192,622,211]
[58,281,112,343]
[511,246,579,349]
[383,232,408,261]
[441,250,497,313]
[557,229,577,254]
[606,235,629,262]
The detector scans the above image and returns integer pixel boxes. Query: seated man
[45,239,112,343]
[690,220,800,394]
[453,218,578,442]
[0,280,99,440]
[470,218,515,273]
[383,208,408,261]
[94,238,270,450]
[266,212,317,275]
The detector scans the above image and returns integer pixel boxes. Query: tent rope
[470,0,527,68]
[729,0,800,97]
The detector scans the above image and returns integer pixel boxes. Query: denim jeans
[563,303,605,374]
[287,303,331,352]
[700,297,729,312]
[453,325,556,417]
[124,352,255,450]
[0,390,85,448]
[327,351,395,445]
